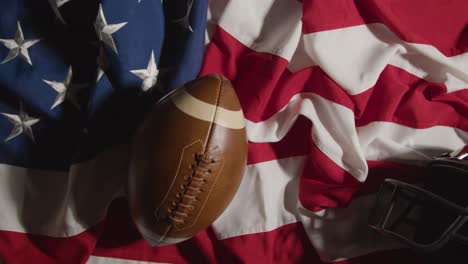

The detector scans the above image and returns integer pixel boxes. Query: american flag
[0,0,467,263]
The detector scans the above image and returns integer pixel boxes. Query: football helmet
[368,147,468,252]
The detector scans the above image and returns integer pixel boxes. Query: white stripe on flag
[296,23,468,94]
[208,0,303,61]
[212,156,305,239]
[87,256,169,264]
[0,144,128,237]
[357,122,468,163]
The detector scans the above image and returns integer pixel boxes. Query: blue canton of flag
[0,0,208,170]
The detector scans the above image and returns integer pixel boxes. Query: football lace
[167,147,221,224]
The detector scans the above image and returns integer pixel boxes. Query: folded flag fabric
[0,0,467,263]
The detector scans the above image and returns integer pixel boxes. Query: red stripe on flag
[354,65,468,131]
[0,225,102,264]
[301,0,468,56]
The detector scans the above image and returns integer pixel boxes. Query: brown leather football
[127,74,247,246]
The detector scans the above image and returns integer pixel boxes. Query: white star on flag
[0,21,40,65]
[173,0,194,32]
[48,0,72,24]
[43,67,88,109]
[1,103,40,142]
[97,47,109,82]
[130,50,159,92]
[94,4,128,54]
[55,0,71,7]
